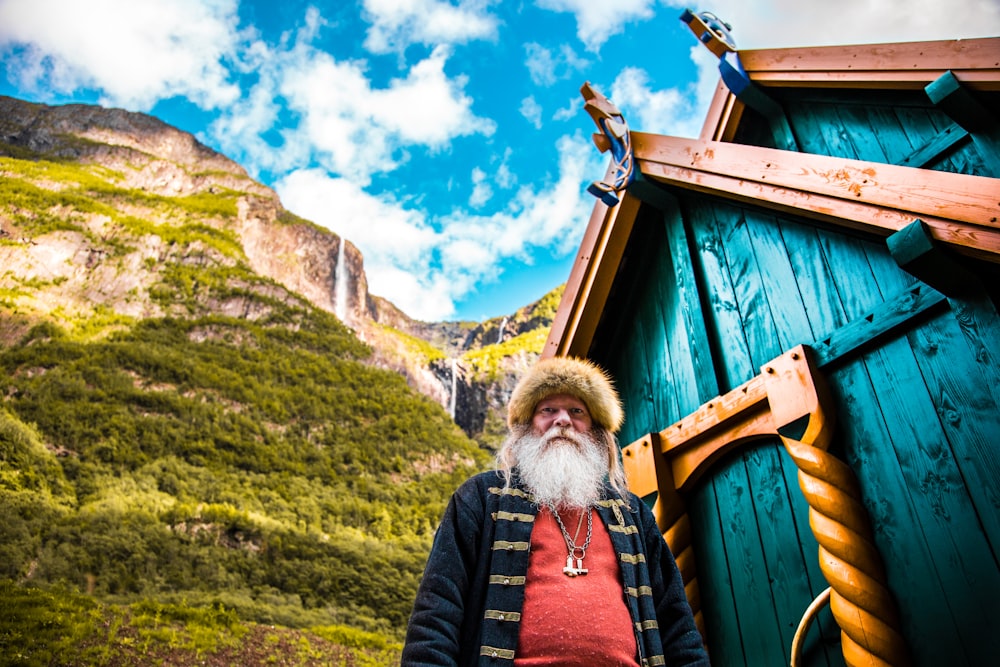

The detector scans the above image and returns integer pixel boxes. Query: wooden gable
[546,34,1000,667]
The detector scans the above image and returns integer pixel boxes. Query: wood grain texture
[737,38,1000,91]
[632,134,1000,230]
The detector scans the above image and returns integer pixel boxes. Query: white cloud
[277,134,601,320]
[553,96,581,121]
[362,0,498,54]
[0,0,242,110]
[495,149,517,189]
[469,167,492,207]
[210,29,495,185]
[519,96,543,129]
[524,42,588,86]
[535,0,656,51]
[608,56,719,139]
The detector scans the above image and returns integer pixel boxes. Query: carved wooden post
[621,344,912,666]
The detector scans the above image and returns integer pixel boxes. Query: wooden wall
[588,84,1000,665]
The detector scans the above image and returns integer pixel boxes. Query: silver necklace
[548,504,593,577]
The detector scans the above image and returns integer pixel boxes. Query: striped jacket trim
[480,646,516,660]
[484,609,521,622]
[492,511,535,523]
[626,585,654,598]
[488,486,532,500]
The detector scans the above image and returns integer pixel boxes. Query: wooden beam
[699,78,741,143]
[925,70,1000,177]
[631,133,1000,263]
[696,38,999,168]
[543,189,642,359]
[737,37,1000,91]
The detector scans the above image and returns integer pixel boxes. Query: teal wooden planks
[687,481,746,665]
[686,197,756,391]
[662,198,718,410]
[862,335,998,663]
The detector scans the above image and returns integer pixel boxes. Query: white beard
[513,426,608,510]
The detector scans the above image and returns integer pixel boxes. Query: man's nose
[552,409,572,426]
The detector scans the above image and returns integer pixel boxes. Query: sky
[1,1,998,322]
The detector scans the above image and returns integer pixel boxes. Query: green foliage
[1,155,243,258]
[0,581,400,666]
[0,310,491,652]
[529,283,564,323]
[0,155,125,189]
[462,327,549,380]
[380,324,447,363]
[0,130,500,663]
[0,177,95,236]
[0,581,108,666]
[130,598,247,653]
[62,305,136,341]
[170,191,239,219]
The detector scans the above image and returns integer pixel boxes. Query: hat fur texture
[507,356,623,432]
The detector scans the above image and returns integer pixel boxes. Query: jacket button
[491,650,498,658]
[498,614,505,621]
[503,578,510,585]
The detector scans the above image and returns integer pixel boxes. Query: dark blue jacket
[402,470,710,666]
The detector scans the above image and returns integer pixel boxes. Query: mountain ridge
[0,94,560,663]
[0,94,558,444]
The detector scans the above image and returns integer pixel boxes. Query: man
[402,356,710,666]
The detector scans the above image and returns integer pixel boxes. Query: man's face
[531,393,593,437]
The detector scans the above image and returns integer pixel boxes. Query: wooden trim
[622,345,913,666]
[699,79,744,143]
[543,191,642,359]
[737,37,1000,91]
[697,38,1000,144]
[631,133,1000,263]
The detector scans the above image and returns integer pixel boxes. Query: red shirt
[515,506,639,666]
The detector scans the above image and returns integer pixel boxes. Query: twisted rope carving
[663,509,706,640]
[621,435,706,642]
[781,436,911,667]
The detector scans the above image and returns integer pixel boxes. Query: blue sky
[1,1,998,322]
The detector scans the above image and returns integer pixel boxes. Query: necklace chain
[548,503,593,557]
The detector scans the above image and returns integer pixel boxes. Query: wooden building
[545,15,1000,667]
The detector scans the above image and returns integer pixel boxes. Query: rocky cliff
[0,95,555,445]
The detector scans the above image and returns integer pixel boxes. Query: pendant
[563,554,588,577]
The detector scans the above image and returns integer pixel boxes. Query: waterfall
[335,239,349,322]
[496,316,508,344]
[449,358,457,420]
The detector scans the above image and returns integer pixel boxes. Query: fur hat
[507,356,623,432]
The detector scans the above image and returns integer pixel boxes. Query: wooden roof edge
[737,36,1000,91]
[543,191,644,360]
[700,36,1000,141]
[543,197,613,359]
[699,82,749,145]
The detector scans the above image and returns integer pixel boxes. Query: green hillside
[0,114,493,664]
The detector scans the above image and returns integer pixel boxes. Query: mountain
[0,95,559,441]
[0,95,555,663]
